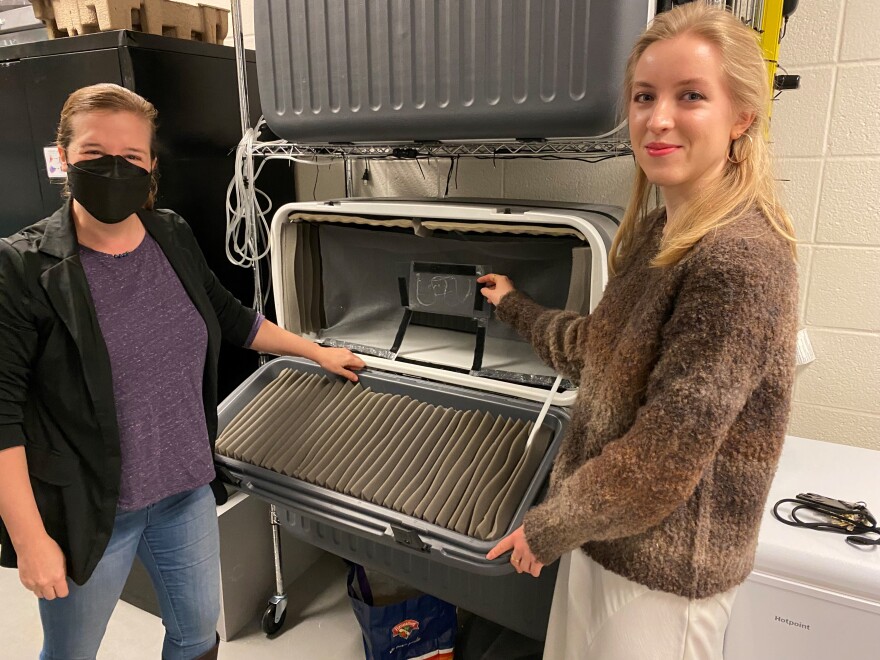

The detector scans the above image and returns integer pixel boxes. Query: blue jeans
[39,484,220,660]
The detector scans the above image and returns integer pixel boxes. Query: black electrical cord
[312,158,319,199]
[444,157,455,196]
[772,495,880,547]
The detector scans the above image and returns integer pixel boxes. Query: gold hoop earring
[728,133,753,165]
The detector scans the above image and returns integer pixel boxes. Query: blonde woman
[480,4,798,659]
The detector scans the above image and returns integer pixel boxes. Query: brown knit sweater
[496,207,798,599]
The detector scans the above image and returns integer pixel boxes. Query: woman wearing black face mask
[65,153,153,224]
[0,83,365,659]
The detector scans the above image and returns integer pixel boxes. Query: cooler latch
[390,524,430,552]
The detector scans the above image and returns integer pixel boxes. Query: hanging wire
[225,125,274,307]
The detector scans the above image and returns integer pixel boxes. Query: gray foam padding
[215,368,551,540]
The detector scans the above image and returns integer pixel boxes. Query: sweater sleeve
[522,236,796,565]
[494,290,591,383]
[0,241,37,451]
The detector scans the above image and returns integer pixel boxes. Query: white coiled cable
[226,118,343,308]
[225,125,272,308]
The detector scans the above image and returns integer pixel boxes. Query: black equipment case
[253,0,653,142]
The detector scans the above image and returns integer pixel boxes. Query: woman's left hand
[317,347,365,382]
[486,525,544,577]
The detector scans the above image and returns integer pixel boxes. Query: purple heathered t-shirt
[79,233,217,511]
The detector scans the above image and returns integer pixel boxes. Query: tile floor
[0,552,543,659]
[1,552,365,659]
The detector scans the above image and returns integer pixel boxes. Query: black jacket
[0,203,257,585]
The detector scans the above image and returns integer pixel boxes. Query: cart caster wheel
[261,604,287,636]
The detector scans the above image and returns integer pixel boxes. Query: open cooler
[214,199,619,639]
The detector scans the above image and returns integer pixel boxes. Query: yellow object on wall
[759,0,786,117]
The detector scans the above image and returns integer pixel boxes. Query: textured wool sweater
[496,207,798,599]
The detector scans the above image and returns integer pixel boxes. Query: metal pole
[230,0,264,321]
[229,0,285,635]
[271,505,285,595]
[231,0,251,139]
[343,157,353,198]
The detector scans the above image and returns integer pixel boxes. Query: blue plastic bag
[347,562,456,660]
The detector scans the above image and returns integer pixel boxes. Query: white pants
[543,550,738,660]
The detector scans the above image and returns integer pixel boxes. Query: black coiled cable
[772,494,879,547]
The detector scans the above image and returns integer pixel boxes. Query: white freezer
[724,435,880,660]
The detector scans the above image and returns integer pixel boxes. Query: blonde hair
[610,3,796,273]
[56,83,160,209]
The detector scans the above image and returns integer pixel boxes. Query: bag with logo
[346,562,456,660]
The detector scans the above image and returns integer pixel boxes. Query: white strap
[525,374,563,452]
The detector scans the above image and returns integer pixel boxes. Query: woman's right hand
[18,532,69,600]
[478,273,516,307]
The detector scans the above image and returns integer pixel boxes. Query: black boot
[163,633,220,660]
[192,633,220,660]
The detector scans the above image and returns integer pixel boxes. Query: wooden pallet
[29,0,228,44]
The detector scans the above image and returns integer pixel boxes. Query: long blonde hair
[610,3,796,273]
[56,83,160,209]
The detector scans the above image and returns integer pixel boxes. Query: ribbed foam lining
[216,369,552,541]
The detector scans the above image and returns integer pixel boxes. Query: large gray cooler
[214,199,619,639]
[253,0,653,142]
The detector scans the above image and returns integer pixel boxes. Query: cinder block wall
[220,0,879,449]
[767,0,880,449]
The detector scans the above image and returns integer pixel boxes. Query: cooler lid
[754,436,880,603]
[253,0,654,143]
[268,198,619,406]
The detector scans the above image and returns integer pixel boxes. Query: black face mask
[66,154,151,224]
